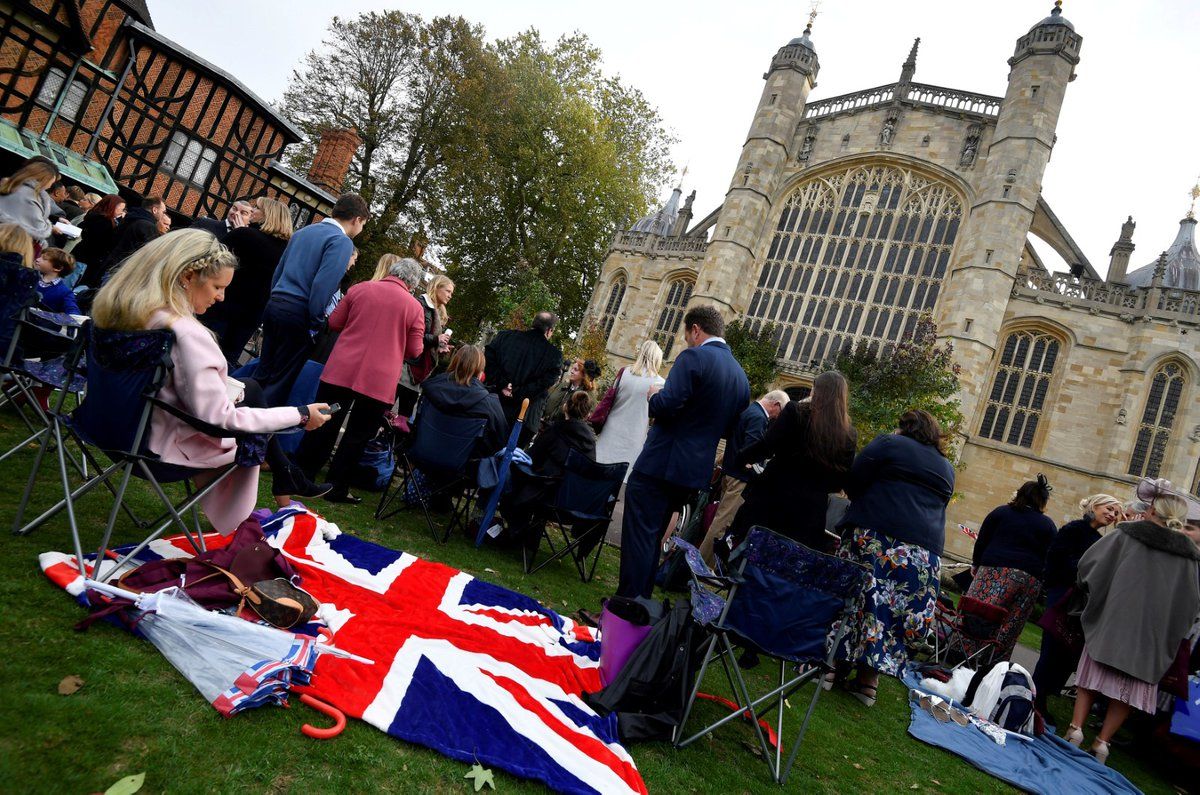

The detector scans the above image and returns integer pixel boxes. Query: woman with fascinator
[1063,478,1200,764]
[962,474,1058,663]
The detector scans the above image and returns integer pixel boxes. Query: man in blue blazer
[617,305,751,598]
[256,193,368,403]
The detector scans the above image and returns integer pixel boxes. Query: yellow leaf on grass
[58,675,84,695]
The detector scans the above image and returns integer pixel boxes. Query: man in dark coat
[616,305,750,598]
[191,199,251,241]
[697,390,788,563]
[484,311,563,446]
[80,195,167,290]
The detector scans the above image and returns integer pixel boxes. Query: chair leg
[780,667,827,785]
[674,634,722,747]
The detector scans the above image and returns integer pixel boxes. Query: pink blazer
[321,276,425,404]
[147,310,301,534]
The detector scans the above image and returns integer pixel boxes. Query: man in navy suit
[616,305,751,598]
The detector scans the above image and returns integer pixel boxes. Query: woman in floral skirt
[962,476,1057,662]
[832,409,956,706]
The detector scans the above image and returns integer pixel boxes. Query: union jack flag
[42,507,646,795]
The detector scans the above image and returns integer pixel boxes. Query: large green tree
[433,31,675,335]
[280,12,487,269]
[834,315,964,454]
[726,320,781,397]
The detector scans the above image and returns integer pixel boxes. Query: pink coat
[321,276,425,404]
[147,310,302,534]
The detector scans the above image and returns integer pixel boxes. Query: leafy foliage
[562,317,611,378]
[435,31,675,336]
[833,315,964,453]
[281,13,489,268]
[282,17,675,328]
[725,320,781,397]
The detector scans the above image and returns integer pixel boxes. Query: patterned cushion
[689,582,726,627]
[744,527,869,600]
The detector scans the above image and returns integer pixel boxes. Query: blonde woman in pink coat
[91,230,333,533]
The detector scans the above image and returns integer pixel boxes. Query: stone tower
[935,2,1082,425]
[686,23,821,322]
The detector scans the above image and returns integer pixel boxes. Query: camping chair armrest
[670,536,741,588]
[145,396,302,440]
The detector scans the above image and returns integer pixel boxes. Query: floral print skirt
[833,527,940,677]
[962,565,1040,663]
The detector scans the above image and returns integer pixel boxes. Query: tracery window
[745,164,962,366]
[1128,361,1186,479]
[978,330,1060,448]
[598,276,627,342]
[652,277,693,358]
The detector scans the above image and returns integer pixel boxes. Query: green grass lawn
[0,409,1181,794]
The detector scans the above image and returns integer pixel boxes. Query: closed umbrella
[85,580,370,716]
[475,398,529,546]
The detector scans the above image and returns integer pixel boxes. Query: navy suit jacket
[721,402,769,483]
[634,340,751,489]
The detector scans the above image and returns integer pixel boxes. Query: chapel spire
[899,37,920,84]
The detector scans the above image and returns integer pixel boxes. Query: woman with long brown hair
[833,408,956,706]
[0,160,60,245]
[727,370,858,552]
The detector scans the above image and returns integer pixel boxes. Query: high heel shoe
[1063,724,1084,747]
[1090,739,1110,765]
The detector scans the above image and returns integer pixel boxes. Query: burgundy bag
[1159,639,1192,700]
[1036,587,1085,657]
[588,368,625,431]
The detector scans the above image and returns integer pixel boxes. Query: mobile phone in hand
[319,403,341,415]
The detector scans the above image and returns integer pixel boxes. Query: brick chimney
[307,127,360,195]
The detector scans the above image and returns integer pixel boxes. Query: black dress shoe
[324,489,363,505]
[575,608,601,628]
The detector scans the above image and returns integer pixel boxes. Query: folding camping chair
[22,326,296,582]
[2,310,132,535]
[521,451,627,583]
[934,594,1010,670]
[374,399,485,543]
[673,527,870,785]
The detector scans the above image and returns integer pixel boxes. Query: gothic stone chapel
[586,3,1200,560]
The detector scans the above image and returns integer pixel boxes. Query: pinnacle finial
[1188,178,1200,220]
[806,1,820,34]
[1052,0,1063,15]
[900,37,920,83]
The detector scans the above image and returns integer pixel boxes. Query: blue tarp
[904,673,1141,795]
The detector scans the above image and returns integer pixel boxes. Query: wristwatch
[296,405,311,428]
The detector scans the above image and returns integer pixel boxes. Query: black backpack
[583,599,706,742]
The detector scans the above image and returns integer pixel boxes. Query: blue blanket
[905,674,1141,794]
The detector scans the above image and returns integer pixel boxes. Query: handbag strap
[192,560,261,610]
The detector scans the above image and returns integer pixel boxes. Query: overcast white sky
[153,0,1199,278]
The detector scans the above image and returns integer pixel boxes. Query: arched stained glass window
[745,164,963,367]
[979,330,1060,448]
[1128,361,1186,479]
[598,276,627,342]
[652,278,693,358]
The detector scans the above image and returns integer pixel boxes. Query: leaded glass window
[745,164,962,367]
[979,330,1060,448]
[36,67,87,120]
[598,276,627,342]
[1128,361,1186,479]
[653,278,693,358]
[163,131,219,187]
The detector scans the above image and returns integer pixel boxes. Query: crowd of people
[5,154,1200,773]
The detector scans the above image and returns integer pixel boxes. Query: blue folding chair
[673,527,870,785]
[522,450,627,582]
[375,398,485,542]
[23,327,295,583]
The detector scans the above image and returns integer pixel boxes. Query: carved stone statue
[879,116,896,147]
[798,128,817,163]
[960,126,980,167]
